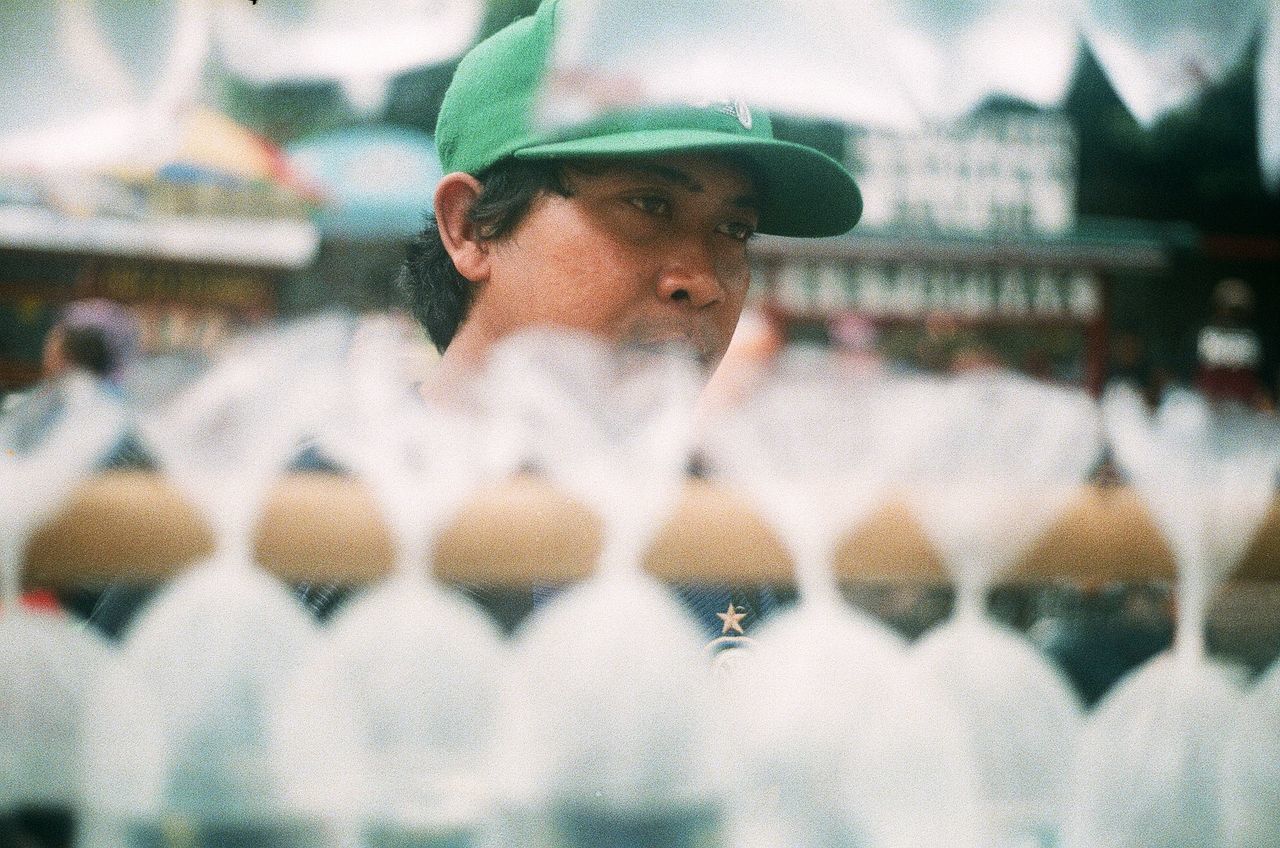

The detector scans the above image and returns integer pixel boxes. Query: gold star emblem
[716,601,747,635]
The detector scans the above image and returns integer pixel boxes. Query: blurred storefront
[0,110,319,391]
[749,111,1198,392]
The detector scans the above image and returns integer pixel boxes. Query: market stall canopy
[285,127,443,240]
[0,0,209,172]
[214,0,486,113]
[163,108,298,185]
[0,108,319,269]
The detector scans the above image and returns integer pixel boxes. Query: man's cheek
[713,250,751,289]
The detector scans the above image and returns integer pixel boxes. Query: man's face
[453,153,760,369]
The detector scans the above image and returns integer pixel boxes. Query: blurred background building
[0,0,1276,407]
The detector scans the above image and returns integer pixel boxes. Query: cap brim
[514,128,862,238]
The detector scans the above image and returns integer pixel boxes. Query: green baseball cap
[435,0,862,238]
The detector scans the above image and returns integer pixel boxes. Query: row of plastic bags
[6,0,1278,193]
[1,0,484,170]
[546,0,1280,192]
[3,315,1280,847]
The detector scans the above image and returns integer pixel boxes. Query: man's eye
[717,220,757,242]
[628,195,670,216]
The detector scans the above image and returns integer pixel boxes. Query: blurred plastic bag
[730,601,989,848]
[908,372,1101,610]
[274,577,505,844]
[486,329,726,845]
[906,373,1096,845]
[700,349,931,609]
[1062,655,1245,848]
[0,0,209,171]
[911,617,1084,846]
[0,605,111,810]
[1102,386,1280,652]
[701,355,989,848]
[0,374,124,811]
[1220,657,1280,847]
[1259,2,1280,193]
[545,0,923,130]
[504,572,725,844]
[486,328,699,572]
[215,0,484,113]
[889,0,1081,122]
[79,319,351,844]
[272,317,506,843]
[546,0,1078,131]
[1082,0,1265,126]
[80,562,320,842]
[0,373,128,542]
[1061,386,1280,848]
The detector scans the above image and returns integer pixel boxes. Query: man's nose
[657,237,727,309]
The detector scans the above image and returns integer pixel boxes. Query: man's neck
[440,321,496,372]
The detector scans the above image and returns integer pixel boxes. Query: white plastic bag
[911,616,1083,846]
[546,0,1078,132]
[1220,656,1280,847]
[545,0,923,130]
[215,0,484,113]
[887,0,1080,122]
[486,329,725,846]
[1260,2,1280,193]
[271,317,506,843]
[1063,654,1246,847]
[729,599,987,848]
[0,374,123,811]
[78,318,350,843]
[700,349,931,610]
[1082,0,1264,126]
[702,354,989,848]
[1062,386,1280,848]
[907,372,1098,846]
[0,0,208,171]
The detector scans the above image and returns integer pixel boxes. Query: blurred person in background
[5,299,140,453]
[1193,277,1273,411]
[24,301,154,632]
[40,298,140,392]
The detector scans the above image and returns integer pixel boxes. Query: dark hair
[59,325,115,377]
[399,159,570,352]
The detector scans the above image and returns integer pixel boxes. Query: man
[399,0,862,373]
[395,0,863,638]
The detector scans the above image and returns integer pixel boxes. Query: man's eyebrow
[621,163,760,211]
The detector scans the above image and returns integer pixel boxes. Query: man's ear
[434,172,490,283]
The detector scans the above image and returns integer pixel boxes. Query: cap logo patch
[717,98,753,130]
[688,96,753,130]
